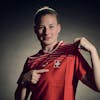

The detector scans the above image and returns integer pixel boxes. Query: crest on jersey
[54,60,61,68]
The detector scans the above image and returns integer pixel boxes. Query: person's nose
[43,27,49,35]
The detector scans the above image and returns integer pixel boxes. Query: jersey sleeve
[17,58,29,85]
[75,50,99,91]
[75,50,92,81]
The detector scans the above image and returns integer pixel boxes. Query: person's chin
[43,40,52,45]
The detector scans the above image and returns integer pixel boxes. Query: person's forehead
[39,15,58,24]
[40,14,57,19]
[34,13,58,25]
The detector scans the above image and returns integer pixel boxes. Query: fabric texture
[17,42,93,100]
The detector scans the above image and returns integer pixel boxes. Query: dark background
[1,0,100,100]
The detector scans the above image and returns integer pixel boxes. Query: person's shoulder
[61,42,79,55]
[27,50,41,61]
[63,42,78,50]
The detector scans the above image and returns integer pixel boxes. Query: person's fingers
[74,37,92,52]
[35,69,49,74]
[73,38,81,48]
[31,69,49,84]
[31,77,39,82]
[31,79,38,84]
[31,74,41,81]
[74,37,81,43]
[31,75,41,84]
[31,72,41,78]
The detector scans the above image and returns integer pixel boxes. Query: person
[15,6,100,100]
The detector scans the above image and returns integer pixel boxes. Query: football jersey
[17,41,93,100]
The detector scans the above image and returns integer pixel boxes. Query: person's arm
[74,37,100,92]
[15,67,49,100]
[89,45,100,91]
[15,70,31,100]
[15,84,30,100]
[21,69,49,84]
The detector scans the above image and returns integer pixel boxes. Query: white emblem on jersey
[54,60,61,68]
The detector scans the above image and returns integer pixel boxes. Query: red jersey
[17,41,93,100]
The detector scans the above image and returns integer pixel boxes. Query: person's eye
[49,25,55,29]
[38,26,44,30]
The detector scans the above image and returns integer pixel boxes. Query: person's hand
[74,37,96,53]
[22,69,49,84]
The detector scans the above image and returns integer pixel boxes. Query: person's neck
[41,41,58,53]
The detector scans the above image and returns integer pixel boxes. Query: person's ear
[57,24,61,33]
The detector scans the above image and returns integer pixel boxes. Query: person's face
[34,14,61,46]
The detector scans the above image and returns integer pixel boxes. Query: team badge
[54,60,61,68]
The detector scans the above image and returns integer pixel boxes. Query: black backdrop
[1,0,100,100]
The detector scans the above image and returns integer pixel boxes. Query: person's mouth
[44,37,51,40]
